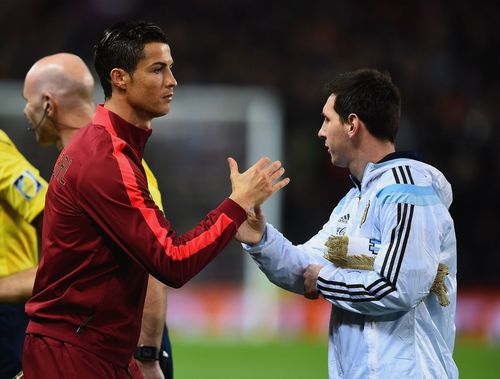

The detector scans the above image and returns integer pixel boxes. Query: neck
[57,105,94,149]
[349,140,395,182]
[104,97,152,130]
[58,128,79,150]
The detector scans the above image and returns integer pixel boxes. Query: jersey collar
[93,104,152,158]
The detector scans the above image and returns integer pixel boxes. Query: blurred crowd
[1,0,498,286]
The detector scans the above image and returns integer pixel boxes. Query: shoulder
[0,130,46,186]
[370,159,432,188]
[0,129,13,145]
[327,187,357,221]
[0,129,20,158]
[373,160,445,207]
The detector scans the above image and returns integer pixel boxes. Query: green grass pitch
[172,337,500,379]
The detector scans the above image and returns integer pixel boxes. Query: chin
[152,106,170,118]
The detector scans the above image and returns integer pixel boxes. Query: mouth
[163,93,174,102]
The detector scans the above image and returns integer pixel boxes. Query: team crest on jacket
[360,200,370,226]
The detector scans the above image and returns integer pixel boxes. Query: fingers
[262,159,282,176]
[252,156,272,171]
[272,177,290,192]
[227,157,239,178]
[304,290,319,300]
[268,167,285,183]
[303,264,321,300]
[263,160,290,194]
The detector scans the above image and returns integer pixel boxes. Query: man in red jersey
[20,52,174,379]
[22,21,289,379]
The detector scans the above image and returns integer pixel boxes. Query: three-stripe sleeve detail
[317,165,415,302]
[104,125,235,261]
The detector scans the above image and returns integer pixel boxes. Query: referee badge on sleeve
[13,170,43,200]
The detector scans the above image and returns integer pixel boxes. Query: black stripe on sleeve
[380,203,401,275]
[404,165,414,184]
[398,166,408,184]
[317,275,394,302]
[392,167,400,184]
[385,203,409,281]
[392,204,414,284]
[316,164,416,304]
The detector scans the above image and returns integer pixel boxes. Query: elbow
[165,272,192,288]
[166,277,186,289]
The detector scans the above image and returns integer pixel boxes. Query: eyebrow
[151,61,173,68]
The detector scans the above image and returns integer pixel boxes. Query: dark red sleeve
[77,138,246,288]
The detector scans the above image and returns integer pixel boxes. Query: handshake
[227,156,289,212]
[227,156,289,246]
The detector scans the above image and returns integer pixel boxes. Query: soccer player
[22,21,289,378]
[22,52,174,378]
[237,69,458,378]
[0,129,46,378]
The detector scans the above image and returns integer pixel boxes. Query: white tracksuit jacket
[243,154,458,379]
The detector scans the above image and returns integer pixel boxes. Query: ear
[346,113,361,138]
[42,93,56,117]
[110,68,129,92]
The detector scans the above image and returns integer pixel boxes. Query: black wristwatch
[134,345,161,361]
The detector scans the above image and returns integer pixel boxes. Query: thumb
[227,157,239,178]
[254,204,263,218]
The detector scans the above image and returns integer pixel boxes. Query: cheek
[24,108,35,123]
[24,103,33,117]
[141,82,161,99]
[327,129,337,143]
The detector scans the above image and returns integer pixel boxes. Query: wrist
[228,193,252,212]
[134,345,161,361]
[243,226,267,248]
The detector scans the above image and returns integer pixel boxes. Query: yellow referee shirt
[142,159,164,211]
[0,130,47,277]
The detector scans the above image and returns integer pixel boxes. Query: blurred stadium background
[1,0,499,377]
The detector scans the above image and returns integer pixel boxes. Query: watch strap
[134,345,161,361]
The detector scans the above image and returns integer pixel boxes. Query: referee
[0,129,46,378]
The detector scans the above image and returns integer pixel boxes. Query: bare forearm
[139,275,168,347]
[0,267,37,302]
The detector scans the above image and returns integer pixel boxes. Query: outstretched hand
[227,156,289,212]
[235,205,266,244]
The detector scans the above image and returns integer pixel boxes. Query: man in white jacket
[236,68,458,378]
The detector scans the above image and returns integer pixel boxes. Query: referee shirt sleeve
[0,132,47,223]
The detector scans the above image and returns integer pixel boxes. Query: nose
[166,68,178,88]
[318,123,326,139]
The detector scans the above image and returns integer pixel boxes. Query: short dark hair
[326,69,401,143]
[94,21,168,98]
